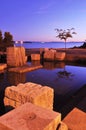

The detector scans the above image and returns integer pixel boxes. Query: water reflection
[43,61,65,70]
[0,61,86,117]
[57,66,74,80]
[7,72,26,86]
[25,61,86,96]
[31,61,41,66]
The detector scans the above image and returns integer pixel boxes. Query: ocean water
[15,41,83,49]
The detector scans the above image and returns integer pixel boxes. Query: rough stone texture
[0,103,61,130]
[8,64,43,73]
[44,51,66,61]
[44,50,55,61]
[31,54,40,60]
[4,82,54,110]
[0,64,7,70]
[7,47,27,67]
[63,108,86,130]
[55,52,66,61]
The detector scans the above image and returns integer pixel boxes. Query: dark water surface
[0,61,86,118]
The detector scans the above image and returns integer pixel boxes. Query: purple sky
[0,0,86,42]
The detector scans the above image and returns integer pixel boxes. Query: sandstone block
[0,103,61,130]
[44,50,55,61]
[31,54,40,60]
[7,47,27,67]
[4,82,54,110]
[55,52,66,61]
[63,108,86,130]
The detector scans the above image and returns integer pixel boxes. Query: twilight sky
[0,0,86,42]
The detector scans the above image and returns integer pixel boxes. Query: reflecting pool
[0,61,86,118]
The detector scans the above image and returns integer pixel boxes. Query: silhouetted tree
[0,30,4,51]
[55,28,76,51]
[0,30,14,51]
[3,32,13,45]
[0,30,3,44]
[3,32,14,50]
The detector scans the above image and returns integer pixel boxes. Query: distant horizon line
[14,40,84,43]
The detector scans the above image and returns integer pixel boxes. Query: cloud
[34,0,56,14]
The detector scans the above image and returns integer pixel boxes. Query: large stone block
[63,108,86,130]
[0,103,61,130]
[44,50,55,61]
[55,52,66,61]
[4,82,54,110]
[7,47,27,67]
[31,54,40,61]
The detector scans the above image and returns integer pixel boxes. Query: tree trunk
[65,40,66,52]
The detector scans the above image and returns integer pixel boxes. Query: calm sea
[15,41,83,49]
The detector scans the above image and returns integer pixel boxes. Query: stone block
[55,52,66,61]
[44,50,55,61]
[7,47,27,67]
[0,103,61,130]
[44,48,49,52]
[63,108,86,130]
[31,54,40,60]
[4,97,21,108]
[4,82,54,110]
